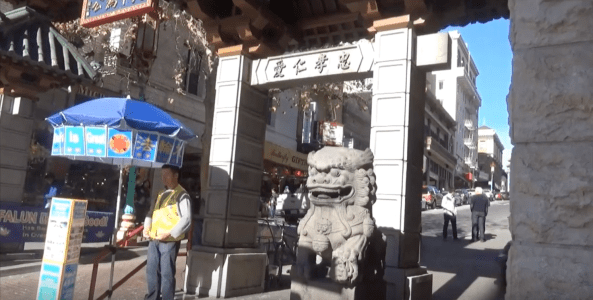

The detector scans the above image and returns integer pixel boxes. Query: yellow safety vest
[149,185,186,242]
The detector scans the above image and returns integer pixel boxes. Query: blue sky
[443,19,513,167]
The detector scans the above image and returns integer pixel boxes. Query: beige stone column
[370,20,432,299]
[185,54,269,298]
[507,0,593,299]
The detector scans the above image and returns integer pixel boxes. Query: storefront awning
[264,141,308,171]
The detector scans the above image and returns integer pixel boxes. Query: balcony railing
[426,136,456,166]
[464,138,473,146]
[464,119,474,129]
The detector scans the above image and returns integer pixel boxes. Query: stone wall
[507,0,593,298]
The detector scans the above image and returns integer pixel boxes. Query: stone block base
[290,273,386,300]
[184,246,267,298]
[384,267,432,300]
[507,242,593,299]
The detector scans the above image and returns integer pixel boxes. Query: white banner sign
[253,40,374,86]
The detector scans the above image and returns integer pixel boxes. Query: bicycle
[257,218,298,290]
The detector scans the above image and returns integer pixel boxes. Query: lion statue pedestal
[290,147,385,300]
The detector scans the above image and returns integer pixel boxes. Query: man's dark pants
[471,211,486,241]
[146,240,181,300]
[443,214,458,239]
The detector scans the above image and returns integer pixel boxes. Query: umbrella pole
[108,167,124,299]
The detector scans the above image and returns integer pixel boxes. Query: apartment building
[429,31,481,188]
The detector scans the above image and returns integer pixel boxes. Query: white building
[429,31,481,188]
[423,74,457,191]
[477,126,504,165]
[477,125,506,191]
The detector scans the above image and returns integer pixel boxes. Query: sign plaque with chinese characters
[80,0,157,28]
[252,40,374,87]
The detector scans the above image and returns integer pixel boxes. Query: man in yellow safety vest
[143,164,191,300]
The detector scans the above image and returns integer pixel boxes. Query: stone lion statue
[295,147,378,285]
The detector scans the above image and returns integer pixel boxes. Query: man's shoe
[471,239,476,242]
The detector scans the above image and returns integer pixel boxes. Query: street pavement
[0,201,510,300]
[420,200,510,300]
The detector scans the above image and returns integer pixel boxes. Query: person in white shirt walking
[441,190,458,240]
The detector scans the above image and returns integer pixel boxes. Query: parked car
[276,188,309,223]
[483,189,494,201]
[448,191,462,206]
[455,189,470,205]
[422,185,442,209]
[496,191,510,200]
[421,196,428,211]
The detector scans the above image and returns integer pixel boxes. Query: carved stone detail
[294,147,381,287]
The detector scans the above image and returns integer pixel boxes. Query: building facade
[476,125,506,191]
[0,5,208,251]
[423,74,457,191]
[430,31,481,188]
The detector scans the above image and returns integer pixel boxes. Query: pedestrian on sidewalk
[143,165,192,300]
[470,187,490,242]
[441,190,458,240]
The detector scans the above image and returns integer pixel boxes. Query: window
[457,51,466,68]
[439,80,444,90]
[184,50,202,96]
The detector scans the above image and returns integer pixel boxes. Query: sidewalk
[1,204,510,299]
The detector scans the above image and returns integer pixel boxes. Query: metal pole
[491,164,495,193]
[108,167,124,299]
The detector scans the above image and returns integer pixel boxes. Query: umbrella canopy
[46,97,197,168]
[46,97,196,141]
[45,97,198,292]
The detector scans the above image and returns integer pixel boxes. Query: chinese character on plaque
[338,52,351,70]
[274,60,286,78]
[315,54,328,73]
[293,58,307,75]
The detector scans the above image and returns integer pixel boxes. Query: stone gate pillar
[370,19,432,299]
[507,0,593,298]
[185,53,269,298]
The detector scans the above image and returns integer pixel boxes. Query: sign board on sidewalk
[0,204,115,244]
[37,198,87,300]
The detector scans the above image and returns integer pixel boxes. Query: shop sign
[64,126,85,156]
[51,125,184,167]
[107,128,133,158]
[253,40,374,86]
[37,198,86,300]
[264,142,308,171]
[81,0,157,28]
[132,131,158,161]
[85,127,107,157]
[169,140,185,166]
[52,127,65,155]
[0,203,115,244]
[156,136,174,164]
[465,172,473,181]
[321,122,344,146]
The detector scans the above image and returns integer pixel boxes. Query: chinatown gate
[184,16,440,299]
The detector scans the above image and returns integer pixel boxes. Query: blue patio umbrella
[46,97,197,297]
